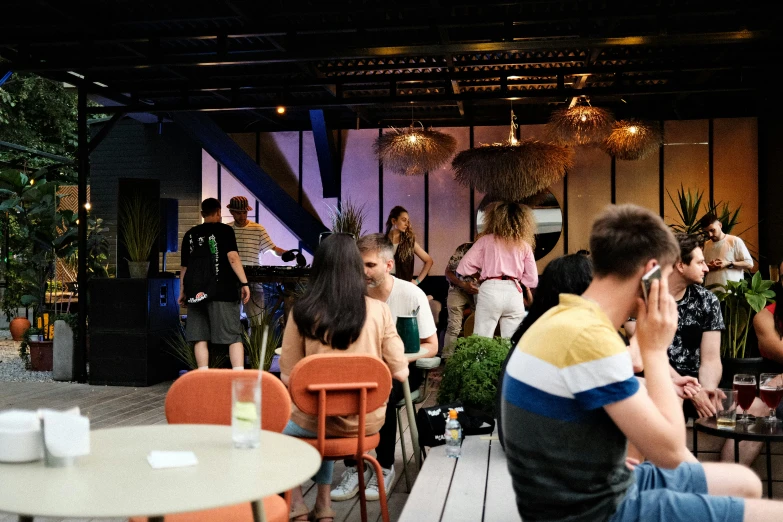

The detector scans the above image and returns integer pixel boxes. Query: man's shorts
[610,462,744,522]
[185,300,242,345]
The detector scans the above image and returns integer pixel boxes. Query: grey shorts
[185,300,242,345]
[610,462,744,522]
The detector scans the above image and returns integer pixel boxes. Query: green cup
[396,315,420,354]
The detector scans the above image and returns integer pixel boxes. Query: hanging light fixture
[451,108,573,200]
[373,121,457,176]
[601,119,663,160]
[546,97,615,147]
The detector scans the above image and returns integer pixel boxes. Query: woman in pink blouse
[456,201,538,338]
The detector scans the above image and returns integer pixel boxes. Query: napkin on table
[147,450,199,469]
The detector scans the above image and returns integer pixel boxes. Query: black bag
[415,400,495,447]
[183,233,219,304]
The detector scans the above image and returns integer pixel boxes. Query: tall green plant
[327,198,367,239]
[119,194,159,262]
[711,272,775,358]
[0,168,78,323]
[666,185,704,234]
[705,199,742,236]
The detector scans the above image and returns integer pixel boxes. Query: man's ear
[641,259,659,275]
[387,259,395,273]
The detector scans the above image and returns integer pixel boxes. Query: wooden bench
[398,433,522,522]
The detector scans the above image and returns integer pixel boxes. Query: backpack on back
[184,233,219,303]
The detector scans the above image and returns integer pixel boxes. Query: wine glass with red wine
[733,374,757,424]
[759,373,783,425]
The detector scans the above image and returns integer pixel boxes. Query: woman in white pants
[456,201,538,338]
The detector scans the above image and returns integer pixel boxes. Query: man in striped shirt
[502,204,779,522]
[227,196,287,320]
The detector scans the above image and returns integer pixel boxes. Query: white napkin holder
[0,409,44,463]
[38,407,91,467]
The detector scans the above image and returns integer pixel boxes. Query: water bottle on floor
[445,409,462,458]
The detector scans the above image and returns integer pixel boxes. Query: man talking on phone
[502,204,780,522]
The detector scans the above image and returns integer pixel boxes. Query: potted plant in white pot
[712,272,776,388]
[118,194,159,278]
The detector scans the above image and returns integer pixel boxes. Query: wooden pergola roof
[1,0,779,130]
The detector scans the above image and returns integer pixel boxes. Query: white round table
[0,424,321,522]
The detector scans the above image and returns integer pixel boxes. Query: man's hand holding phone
[636,267,678,355]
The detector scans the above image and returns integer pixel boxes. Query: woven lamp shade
[374,126,457,176]
[451,139,573,201]
[601,119,663,160]
[546,105,615,147]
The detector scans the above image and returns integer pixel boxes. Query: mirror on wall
[476,191,563,260]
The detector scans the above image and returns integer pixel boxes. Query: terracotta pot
[9,317,31,341]
[28,339,53,372]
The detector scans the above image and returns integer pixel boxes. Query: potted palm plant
[327,198,367,239]
[712,272,776,387]
[118,194,159,278]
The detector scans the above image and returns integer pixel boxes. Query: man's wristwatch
[240,282,250,287]
[727,262,734,269]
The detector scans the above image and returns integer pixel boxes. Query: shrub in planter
[437,335,511,416]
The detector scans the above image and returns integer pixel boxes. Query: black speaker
[88,330,177,386]
[159,198,179,253]
[89,278,180,331]
[89,278,181,386]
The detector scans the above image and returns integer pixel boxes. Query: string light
[276,106,286,114]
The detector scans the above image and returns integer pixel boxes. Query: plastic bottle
[445,408,462,458]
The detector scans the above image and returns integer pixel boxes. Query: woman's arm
[412,241,433,285]
[754,309,783,364]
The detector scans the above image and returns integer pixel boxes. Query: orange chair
[288,354,393,522]
[129,370,291,522]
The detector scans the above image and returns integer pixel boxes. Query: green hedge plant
[437,335,511,416]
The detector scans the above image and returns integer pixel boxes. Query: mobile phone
[641,265,662,303]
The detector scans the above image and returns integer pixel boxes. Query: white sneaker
[365,466,395,501]
[331,466,371,501]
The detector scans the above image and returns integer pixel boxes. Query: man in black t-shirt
[179,198,250,370]
[668,234,724,419]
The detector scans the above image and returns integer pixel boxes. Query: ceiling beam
[5,31,771,72]
[86,80,760,114]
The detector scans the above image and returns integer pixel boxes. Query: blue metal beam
[0,69,11,87]
[309,109,340,198]
[172,112,327,253]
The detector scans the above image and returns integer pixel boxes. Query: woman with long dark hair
[384,205,433,285]
[456,201,539,338]
[497,253,594,448]
[279,234,409,522]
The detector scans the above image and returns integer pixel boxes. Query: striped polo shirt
[229,221,276,266]
[501,294,639,521]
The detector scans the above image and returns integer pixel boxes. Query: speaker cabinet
[89,278,181,386]
[159,198,179,253]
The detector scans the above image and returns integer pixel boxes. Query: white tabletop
[0,424,321,520]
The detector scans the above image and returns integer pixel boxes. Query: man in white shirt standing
[226,196,287,319]
[331,233,438,504]
[699,212,753,289]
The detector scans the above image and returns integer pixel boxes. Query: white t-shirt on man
[386,277,437,339]
[703,234,752,288]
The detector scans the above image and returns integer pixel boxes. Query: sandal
[309,506,336,522]
[289,503,309,521]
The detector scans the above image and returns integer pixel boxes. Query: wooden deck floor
[0,376,431,522]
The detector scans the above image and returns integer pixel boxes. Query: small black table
[693,416,783,498]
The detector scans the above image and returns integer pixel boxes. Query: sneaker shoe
[331,466,371,501]
[365,466,395,501]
